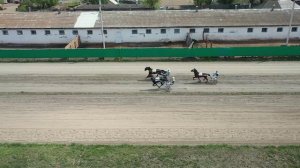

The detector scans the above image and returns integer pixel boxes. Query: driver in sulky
[161,69,170,81]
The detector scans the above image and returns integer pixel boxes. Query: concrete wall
[0,26,299,45]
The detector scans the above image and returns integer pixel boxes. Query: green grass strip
[0,144,299,167]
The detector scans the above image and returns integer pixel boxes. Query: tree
[193,0,212,7]
[143,0,160,9]
[19,0,59,10]
[217,0,234,4]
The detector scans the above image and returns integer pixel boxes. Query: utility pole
[99,0,106,49]
[286,0,296,46]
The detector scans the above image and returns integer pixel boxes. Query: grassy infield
[0,144,299,167]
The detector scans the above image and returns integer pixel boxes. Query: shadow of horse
[183,81,207,85]
[137,79,152,82]
[140,88,162,92]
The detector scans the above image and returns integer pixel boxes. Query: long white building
[0,9,300,45]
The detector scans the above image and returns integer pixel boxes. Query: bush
[17,4,29,11]
[66,0,80,8]
[142,0,160,9]
[19,0,59,10]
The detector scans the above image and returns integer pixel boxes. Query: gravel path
[0,62,299,145]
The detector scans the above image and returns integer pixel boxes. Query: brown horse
[191,68,210,83]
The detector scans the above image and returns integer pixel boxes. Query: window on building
[247,28,253,33]
[2,30,8,35]
[87,30,93,35]
[103,30,107,34]
[292,27,298,32]
[72,30,78,35]
[262,28,268,32]
[277,27,283,32]
[203,28,209,33]
[218,28,224,33]
[161,29,166,34]
[174,29,180,34]
[31,30,36,35]
[17,30,23,35]
[45,30,51,35]
[59,30,65,35]
[132,29,138,34]
[146,29,151,34]
[189,28,195,33]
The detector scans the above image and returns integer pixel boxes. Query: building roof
[257,0,300,9]
[0,9,300,29]
[255,0,281,9]
[97,9,300,28]
[0,12,80,28]
[278,0,300,9]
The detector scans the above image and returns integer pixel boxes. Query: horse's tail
[203,73,210,76]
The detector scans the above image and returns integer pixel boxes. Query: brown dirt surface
[0,62,299,145]
[0,3,18,13]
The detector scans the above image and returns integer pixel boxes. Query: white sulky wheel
[165,82,171,92]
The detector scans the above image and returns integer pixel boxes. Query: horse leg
[151,77,156,86]
[157,82,162,88]
[205,76,208,83]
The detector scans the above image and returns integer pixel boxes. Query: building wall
[0,29,76,44]
[0,26,299,45]
[203,27,300,41]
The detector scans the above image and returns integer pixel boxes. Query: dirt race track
[0,62,299,145]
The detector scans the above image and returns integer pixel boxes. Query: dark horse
[145,67,166,78]
[191,68,210,83]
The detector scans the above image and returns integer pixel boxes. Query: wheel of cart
[210,71,219,85]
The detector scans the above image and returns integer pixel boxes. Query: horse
[191,68,210,83]
[144,66,166,78]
